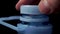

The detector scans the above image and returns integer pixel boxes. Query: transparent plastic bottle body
[17,22,52,34]
[18,5,53,34]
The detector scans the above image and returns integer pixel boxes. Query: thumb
[38,0,60,14]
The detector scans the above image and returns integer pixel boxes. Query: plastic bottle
[17,5,52,34]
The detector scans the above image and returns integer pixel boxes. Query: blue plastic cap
[20,5,42,15]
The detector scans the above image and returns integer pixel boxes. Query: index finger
[15,0,40,11]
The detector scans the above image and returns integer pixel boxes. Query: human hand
[15,0,60,14]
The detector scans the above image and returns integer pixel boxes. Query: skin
[15,0,60,14]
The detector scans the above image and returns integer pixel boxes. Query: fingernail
[43,0,49,7]
[43,0,51,14]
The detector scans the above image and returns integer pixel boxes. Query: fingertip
[15,0,28,11]
[38,0,59,14]
[15,0,21,11]
[15,5,19,11]
[38,0,51,14]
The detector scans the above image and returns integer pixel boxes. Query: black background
[0,0,19,17]
[0,0,60,34]
[0,0,19,34]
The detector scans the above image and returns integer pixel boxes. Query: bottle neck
[20,21,49,26]
[20,14,49,26]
